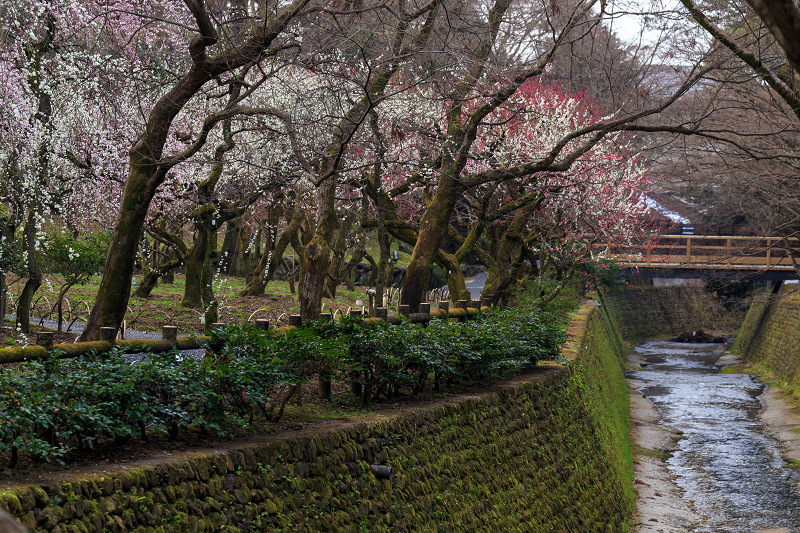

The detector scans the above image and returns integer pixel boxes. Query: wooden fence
[0,298,493,365]
[610,235,800,271]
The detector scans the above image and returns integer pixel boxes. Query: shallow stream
[629,341,800,532]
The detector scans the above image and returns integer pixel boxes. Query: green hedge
[0,310,565,467]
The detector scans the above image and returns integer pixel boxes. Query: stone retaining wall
[0,303,634,532]
[600,285,741,342]
[732,283,800,392]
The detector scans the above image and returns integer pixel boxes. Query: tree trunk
[401,175,458,312]
[15,210,42,334]
[443,261,470,303]
[56,284,71,333]
[300,178,338,319]
[219,219,242,276]
[0,271,6,325]
[133,257,182,297]
[324,213,354,299]
[239,204,303,297]
[201,221,220,330]
[181,205,214,308]
[162,247,176,284]
[80,161,159,340]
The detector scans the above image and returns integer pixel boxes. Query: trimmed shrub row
[0,309,565,466]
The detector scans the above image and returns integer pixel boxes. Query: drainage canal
[629,341,800,531]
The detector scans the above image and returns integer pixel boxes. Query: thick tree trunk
[300,178,338,319]
[181,232,208,308]
[181,204,215,308]
[401,176,458,312]
[80,162,159,340]
[443,261,470,303]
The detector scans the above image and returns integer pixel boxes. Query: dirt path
[628,349,800,533]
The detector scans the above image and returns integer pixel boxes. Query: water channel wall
[732,283,800,396]
[0,303,635,532]
[599,285,741,342]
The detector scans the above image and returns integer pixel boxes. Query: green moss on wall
[0,304,634,532]
[600,286,739,342]
[731,284,800,397]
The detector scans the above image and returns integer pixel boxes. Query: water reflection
[629,341,800,532]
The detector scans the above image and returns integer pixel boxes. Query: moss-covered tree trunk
[181,206,214,308]
[81,159,163,340]
[401,174,458,311]
[300,177,338,319]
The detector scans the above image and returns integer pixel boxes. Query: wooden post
[349,309,363,317]
[36,331,54,351]
[0,272,5,326]
[398,304,410,317]
[254,319,270,331]
[288,315,302,327]
[319,313,332,321]
[481,296,493,308]
[766,238,772,268]
[438,301,449,312]
[726,238,732,267]
[99,327,117,343]
[471,299,481,309]
[162,325,178,342]
[686,236,692,264]
[376,307,388,321]
[419,303,430,314]
[457,299,468,309]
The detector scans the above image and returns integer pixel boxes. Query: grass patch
[632,443,671,462]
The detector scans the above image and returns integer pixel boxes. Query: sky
[603,0,685,46]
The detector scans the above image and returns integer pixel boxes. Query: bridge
[609,235,799,281]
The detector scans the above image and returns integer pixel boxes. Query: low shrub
[0,309,565,466]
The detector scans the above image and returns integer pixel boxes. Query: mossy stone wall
[731,284,800,394]
[600,285,739,342]
[0,304,634,532]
